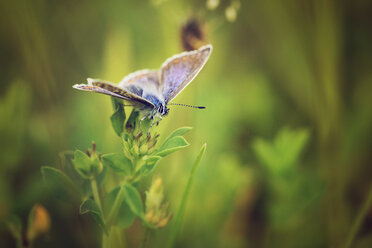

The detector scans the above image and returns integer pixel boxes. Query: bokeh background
[1,0,372,247]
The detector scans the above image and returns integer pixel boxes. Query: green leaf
[140,156,161,176]
[110,97,126,136]
[104,186,135,228]
[167,143,206,248]
[72,150,92,178]
[252,127,310,173]
[102,153,132,175]
[111,96,124,111]
[252,139,278,169]
[125,109,140,133]
[123,184,144,219]
[163,127,192,145]
[58,151,93,197]
[72,150,101,179]
[156,136,189,157]
[80,199,108,234]
[275,128,309,167]
[5,215,22,240]
[41,166,80,201]
[111,110,126,137]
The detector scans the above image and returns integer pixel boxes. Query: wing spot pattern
[144,94,161,107]
[126,85,144,97]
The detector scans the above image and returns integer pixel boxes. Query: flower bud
[72,142,103,179]
[145,177,172,228]
[27,204,51,242]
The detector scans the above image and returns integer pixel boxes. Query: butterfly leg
[155,115,162,126]
[147,116,156,137]
[139,112,151,129]
[139,116,146,129]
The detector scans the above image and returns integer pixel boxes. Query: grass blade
[167,143,207,248]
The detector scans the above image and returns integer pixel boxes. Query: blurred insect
[181,18,207,51]
[73,44,212,127]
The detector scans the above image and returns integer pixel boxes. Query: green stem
[112,227,126,248]
[102,231,110,248]
[167,144,206,248]
[15,236,22,248]
[344,186,372,248]
[91,178,104,216]
[140,227,150,248]
[106,186,125,227]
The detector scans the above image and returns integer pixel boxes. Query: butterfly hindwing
[160,44,212,103]
[119,70,164,107]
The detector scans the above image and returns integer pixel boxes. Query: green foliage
[38,94,200,247]
[162,127,193,144]
[80,199,108,235]
[0,80,31,170]
[104,186,135,228]
[110,98,126,136]
[252,127,322,241]
[125,108,140,133]
[72,150,102,179]
[252,127,310,173]
[5,215,22,247]
[2,1,371,247]
[41,166,80,201]
[102,153,132,175]
[167,143,207,248]
[156,136,189,157]
[123,184,145,220]
[140,156,162,176]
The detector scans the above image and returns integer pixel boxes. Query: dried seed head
[135,132,143,142]
[92,141,96,153]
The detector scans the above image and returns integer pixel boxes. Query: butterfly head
[158,104,169,116]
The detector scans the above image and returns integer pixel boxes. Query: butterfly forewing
[160,44,212,103]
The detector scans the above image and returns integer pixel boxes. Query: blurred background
[1,0,372,247]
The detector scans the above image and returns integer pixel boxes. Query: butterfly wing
[160,44,212,103]
[73,78,155,107]
[119,69,164,107]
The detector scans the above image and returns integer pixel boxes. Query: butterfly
[73,44,212,123]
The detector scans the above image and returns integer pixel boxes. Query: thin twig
[344,186,372,248]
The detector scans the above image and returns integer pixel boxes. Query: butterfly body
[73,44,212,120]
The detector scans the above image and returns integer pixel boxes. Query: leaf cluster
[40,97,192,234]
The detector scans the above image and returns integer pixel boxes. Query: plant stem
[91,178,104,216]
[112,227,126,248]
[15,236,22,248]
[140,227,150,248]
[167,143,206,248]
[106,186,125,227]
[102,231,110,248]
[344,186,372,248]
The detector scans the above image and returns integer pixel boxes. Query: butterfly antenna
[168,103,206,109]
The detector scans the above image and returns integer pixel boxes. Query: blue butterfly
[73,44,212,123]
